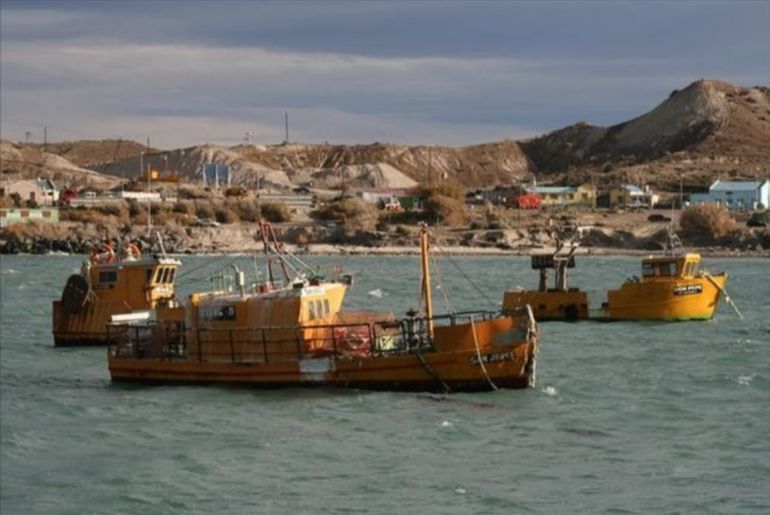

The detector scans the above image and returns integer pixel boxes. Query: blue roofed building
[690,179,770,211]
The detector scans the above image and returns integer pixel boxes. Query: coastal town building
[0,179,60,206]
[0,207,60,227]
[525,183,596,207]
[609,184,659,208]
[689,179,770,211]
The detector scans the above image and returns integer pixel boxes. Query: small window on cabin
[99,271,118,283]
[167,268,176,284]
[161,268,171,284]
[316,300,324,319]
[323,299,331,316]
[642,263,653,277]
[213,305,236,321]
[153,268,164,283]
[308,302,316,320]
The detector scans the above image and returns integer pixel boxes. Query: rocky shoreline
[2,221,768,258]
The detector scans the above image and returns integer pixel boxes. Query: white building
[690,179,770,211]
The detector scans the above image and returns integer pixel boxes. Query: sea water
[1,254,768,514]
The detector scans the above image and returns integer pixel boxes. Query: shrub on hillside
[224,186,247,197]
[418,181,465,201]
[423,194,466,226]
[260,202,292,223]
[178,186,210,199]
[97,203,130,223]
[173,200,195,216]
[227,199,259,222]
[316,197,378,232]
[63,207,113,225]
[418,181,467,226]
[214,205,238,224]
[127,200,144,218]
[680,204,736,244]
[194,202,215,220]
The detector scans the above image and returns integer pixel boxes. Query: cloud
[1,18,767,149]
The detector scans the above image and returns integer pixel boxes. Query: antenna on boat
[419,225,434,338]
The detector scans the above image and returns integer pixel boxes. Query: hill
[522,80,770,189]
[4,79,768,191]
[0,139,120,188]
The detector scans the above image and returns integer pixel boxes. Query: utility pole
[43,126,47,152]
[147,156,152,238]
[24,131,31,144]
[428,146,433,188]
[284,111,289,144]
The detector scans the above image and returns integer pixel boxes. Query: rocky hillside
[3,79,767,191]
[522,80,770,189]
[0,140,120,188]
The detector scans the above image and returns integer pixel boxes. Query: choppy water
[1,253,768,514]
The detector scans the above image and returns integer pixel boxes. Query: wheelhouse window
[308,301,316,320]
[316,300,324,320]
[99,271,118,283]
[166,268,176,284]
[642,261,677,278]
[323,299,331,317]
[213,305,236,321]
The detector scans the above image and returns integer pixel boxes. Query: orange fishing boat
[52,236,182,346]
[108,224,539,392]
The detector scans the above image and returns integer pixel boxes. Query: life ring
[125,243,141,260]
[91,243,115,264]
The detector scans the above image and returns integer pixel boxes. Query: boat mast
[420,226,434,338]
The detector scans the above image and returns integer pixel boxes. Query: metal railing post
[262,328,268,363]
[229,329,235,364]
[197,328,202,363]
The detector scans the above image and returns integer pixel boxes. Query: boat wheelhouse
[52,238,182,346]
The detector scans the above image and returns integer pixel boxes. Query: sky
[1,0,768,149]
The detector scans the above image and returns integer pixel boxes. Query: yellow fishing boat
[503,241,736,322]
[52,238,182,346]
[108,224,540,392]
[604,253,728,321]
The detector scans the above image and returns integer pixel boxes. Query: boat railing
[108,310,501,364]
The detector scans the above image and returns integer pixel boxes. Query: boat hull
[606,274,726,321]
[109,346,534,392]
[53,301,183,347]
[503,274,727,322]
[108,317,539,393]
[503,289,589,321]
